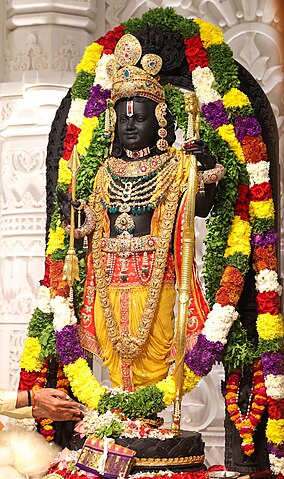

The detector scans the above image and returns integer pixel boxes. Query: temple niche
[0,0,283,473]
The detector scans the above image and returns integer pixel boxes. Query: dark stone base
[116,430,206,474]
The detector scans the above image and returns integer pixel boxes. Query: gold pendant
[114,212,135,234]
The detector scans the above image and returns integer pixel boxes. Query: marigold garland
[225,360,267,456]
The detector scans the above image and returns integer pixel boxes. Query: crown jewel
[106,34,165,105]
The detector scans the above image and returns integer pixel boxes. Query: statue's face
[115,98,158,151]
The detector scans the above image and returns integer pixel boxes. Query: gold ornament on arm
[171,91,200,436]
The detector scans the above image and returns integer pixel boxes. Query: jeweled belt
[101,231,157,253]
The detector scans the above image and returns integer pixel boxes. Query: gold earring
[155,102,168,151]
[104,100,116,140]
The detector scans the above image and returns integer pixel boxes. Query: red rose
[97,25,125,54]
[267,398,284,419]
[41,255,51,287]
[235,184,249,220]
[249,182,272,201]
[241,134,268,163]
[256,290,281,315]
[185,36,209,71]
[18,370,39,390]
[63,124,81,161]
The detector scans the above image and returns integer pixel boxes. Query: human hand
[32,388,83,422]
[183,139,216,170]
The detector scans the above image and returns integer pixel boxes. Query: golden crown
[106,34,165,105]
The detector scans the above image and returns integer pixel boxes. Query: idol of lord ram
[18,7,284,477]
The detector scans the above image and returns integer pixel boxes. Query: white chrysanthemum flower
[37,285,51,313]
[50,296,77,331]
[246,160,270,186]
[255,269,282,294]
[265,374,284,400]
[67,98,88,127]
[192,66,221,105]
[195,87,221,105]
[203,303,238,344]
[269,454,284,475]
[94,53,114,90]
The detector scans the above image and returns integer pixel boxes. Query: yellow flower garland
[77,116,99,155]
[224,216,252,257]
[76,43,104,74]
[257,313,284,340]
[20,337,43,372]
[194,18,224,49]
[222,88,251,109]
[46,223,66,256]
[217,124,245,163]
[58,158,72,184]
[266,418,284,445]
[64,357,106,409]
[249,199,275,220]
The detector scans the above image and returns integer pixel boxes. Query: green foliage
[124,7,199,38]
[164,85,187,131]
[38,323,57,362]
[76,115,110,201]
[28,308,57,361]
[50,241,69,262]
[222,319,257,373]
[71,71,94,100]
[200,118,242,306]
[257,337,284,355]
[252,217,274,234]
[226,252,251,276]
[95,419,123,439]
[207,44,240,96]
[98,385,165,419]
[226,105,254,122]
[28,308,53,337]
[49,207,61,231]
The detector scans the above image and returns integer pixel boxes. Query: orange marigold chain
[225,360,267,456]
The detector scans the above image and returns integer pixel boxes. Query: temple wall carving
[0,0,282,465]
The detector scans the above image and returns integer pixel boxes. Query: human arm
[0,389,32,419]
[0,388,83,421]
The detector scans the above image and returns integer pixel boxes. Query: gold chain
[90,167,181,364]
[100,157,177,212]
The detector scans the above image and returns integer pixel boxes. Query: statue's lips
[125,133,138,139]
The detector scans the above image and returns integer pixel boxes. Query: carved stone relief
[52,35,80,72]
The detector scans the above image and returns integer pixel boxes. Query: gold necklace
[90,168,181,364]
[106,151,173,178]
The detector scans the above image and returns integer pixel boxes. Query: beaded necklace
[100,153,178,216]
[99,152,178,234]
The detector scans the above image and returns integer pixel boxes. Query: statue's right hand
[57,188,80,224]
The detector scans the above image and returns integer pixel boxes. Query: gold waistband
[134,455,205,467]
[101,232,157,253]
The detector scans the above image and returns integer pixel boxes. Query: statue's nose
[126,116,136,129]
